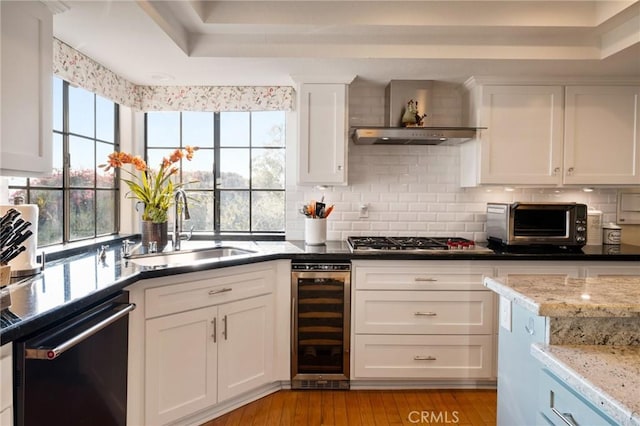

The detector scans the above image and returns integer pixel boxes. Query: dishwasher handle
[25,303,136,360]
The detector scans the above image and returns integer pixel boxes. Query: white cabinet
[146,306,218,426]
[0,1,52,177]
[0,343,12,426]
[129,262,278,426]
[563,85,640,185]
[352,261,495,381]
[461,81,640,187]
[297,83,349,185]
[145,295,274,425]
[462,85,564,186]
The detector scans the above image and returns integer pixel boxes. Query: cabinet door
[217,294,274,402]
[0,343,12,426]
[0,1,52,177]
[477,85,564,185]
[297,83,348,185]
[564,86,640,185]
[145,307,218,426]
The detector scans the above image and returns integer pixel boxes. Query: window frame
[144,111,286,238]
[7,77,120,246]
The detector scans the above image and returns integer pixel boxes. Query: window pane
[252,149,285,189]
[31,189,63,246]
[70,189,95,240]
[182,149,213,189]
[220,191,248,231]
[146,148,168,172]
[220,112,250,146]
[69,85,95,137]
[96,95,115,142]
[69,136,95,187]
[96,142,117,188]
[147,112,180,147]
[32,133,63,187]
[53,77,63,132]
[8,177,27,186]
[96,190,116,235]
[185,191,214,232]
[183,112,214,148]
[220,149,249,188]
[252,191,284,232]
[251,111,285,147]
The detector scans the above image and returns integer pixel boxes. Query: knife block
[0,264,10,286]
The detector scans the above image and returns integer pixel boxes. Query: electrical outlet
[359,204,369,218]
[499,296,512,332]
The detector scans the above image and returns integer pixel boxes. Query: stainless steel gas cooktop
[347,236,492,253]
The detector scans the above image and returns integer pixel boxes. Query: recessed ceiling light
[582,187,594,192]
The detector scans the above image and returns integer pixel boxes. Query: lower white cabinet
[351,260,496,381]
[145,295,274,425]
[127,261,282,426]
[0,343,12,426]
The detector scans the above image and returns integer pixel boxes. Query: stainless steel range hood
[352,80,483,145]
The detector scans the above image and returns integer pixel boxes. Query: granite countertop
[532,344,640,426]
[484,275,640,317]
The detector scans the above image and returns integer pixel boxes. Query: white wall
[284,80,619,242]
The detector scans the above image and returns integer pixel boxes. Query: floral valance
[53,38,294,112]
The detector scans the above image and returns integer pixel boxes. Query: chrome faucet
[173,189,191,251]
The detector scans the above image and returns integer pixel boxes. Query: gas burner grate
[347,236,476,251]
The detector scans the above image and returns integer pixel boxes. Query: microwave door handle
[25,303,136,360]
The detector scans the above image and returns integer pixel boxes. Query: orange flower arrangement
[101,146,198,223]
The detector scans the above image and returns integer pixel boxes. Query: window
[145,111,285,236]
[8,77,119,246]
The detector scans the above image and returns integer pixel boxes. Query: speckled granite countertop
[532,344,640,426]
[484,275,640,317]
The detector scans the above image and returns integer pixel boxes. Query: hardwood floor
[202,389,497,426]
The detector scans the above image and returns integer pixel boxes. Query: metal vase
[141,220,168,252]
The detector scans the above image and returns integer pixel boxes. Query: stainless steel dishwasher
[291,261,351,390]
[14,291,135,426]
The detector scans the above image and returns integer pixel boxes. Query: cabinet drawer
[354,334,493,379]
[354,263,493,291]
[145,266,275,318]
[355,290,494,334]
[538,369,616,426]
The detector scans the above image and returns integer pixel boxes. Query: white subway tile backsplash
[285,81,620,242]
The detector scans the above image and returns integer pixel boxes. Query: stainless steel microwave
[486,202,588,247]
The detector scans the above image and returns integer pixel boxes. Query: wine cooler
[291,262,350,390]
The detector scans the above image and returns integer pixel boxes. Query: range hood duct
[352,80,483,145]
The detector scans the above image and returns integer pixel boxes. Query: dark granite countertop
[1,239,639,345]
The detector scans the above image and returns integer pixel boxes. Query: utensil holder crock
[305,218,327,246]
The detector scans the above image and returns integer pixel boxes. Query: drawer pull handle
[524,317,535,335]
[209,287,233,295]
[415,277,437,282]
[223,315,228,340]
[414,356,436,361]
[211,318,217,343]
[551,408,578,426]
[414,312,437,317]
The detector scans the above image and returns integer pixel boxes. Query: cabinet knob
[337,165,343,171]
[567,167,574,175]
[553,167,560,176]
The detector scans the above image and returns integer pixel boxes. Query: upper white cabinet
[0,1,53,177]
[461,84,564,186]
[461,80,640,187]
[297,83,349,186]
[564,85,640,185]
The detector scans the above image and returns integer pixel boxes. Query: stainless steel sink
[126,246,256,267]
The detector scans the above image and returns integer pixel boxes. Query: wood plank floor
[202,389,496,426]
